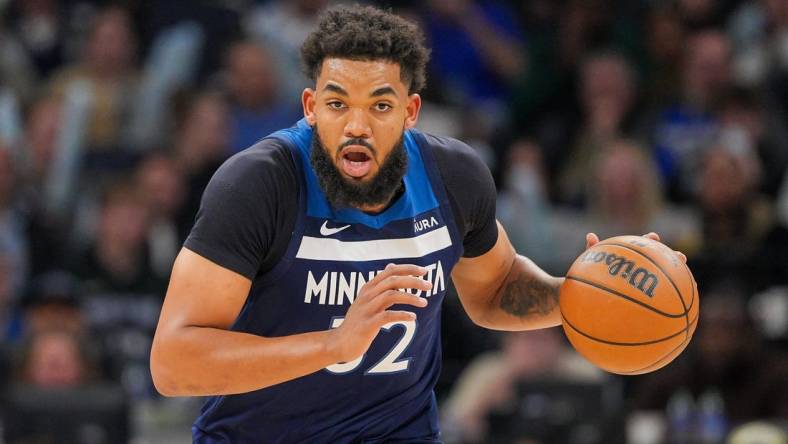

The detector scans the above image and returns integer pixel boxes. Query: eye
[327,101,345,110]
[374,102,392,112]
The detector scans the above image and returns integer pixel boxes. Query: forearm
[150,326,338,397]
[480,254,563,331]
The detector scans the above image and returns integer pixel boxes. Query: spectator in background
[551,140,700,269]
[9,271,83,390]
[423,0,525,112]
[3,0,65,79]
[557,51,638,206]
[632,288,788,425]
[133,0,243,80]
[245,0,328,101]
[0,253,22,342]
[509,0,641,165]
[172,91,231,236]
[728,0,788,96]
[641,5,685,110]
[17,327,98,388]
[72,181,157,297]
[690,130,788,292]
[553,0,640,79]
[585,141,699,250]
[0,146,29,305]
[718,87,788,198]
[135,153,186,280]
[6,275,90,395]
[223,40,302,154]
[49,6,139,151]
[19,95,61,193]
[441,328,603,443]
[17,94,69,275]
[675,0,739,30]
[5,325,129,444]
[0,20,37,103]
[21,271,84,340]
[500,137,700,272]
[497,139,556,270]
[507,0,570,145]
[646,30,732,202]
[71,181,161,398]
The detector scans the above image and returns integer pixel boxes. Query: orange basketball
[559,235,699,375]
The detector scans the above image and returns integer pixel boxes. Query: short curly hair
[301,5,430,94]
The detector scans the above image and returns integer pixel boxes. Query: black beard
[309,127,407,210]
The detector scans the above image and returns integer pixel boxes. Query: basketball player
[150,6,683,443]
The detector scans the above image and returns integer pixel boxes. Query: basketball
[559,235,699,375]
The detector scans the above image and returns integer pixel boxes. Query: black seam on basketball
[679,264,696,343]
[602,241,691,337]
[618,335,691,375]
[602,242,689,313]
[680,260,697,339]
[565,275,685,318]
[616,314,698,375]
[561,310,698,347]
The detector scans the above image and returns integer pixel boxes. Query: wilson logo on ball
[579,250,659,297]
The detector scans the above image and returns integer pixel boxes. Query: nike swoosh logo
[320,221,351,236]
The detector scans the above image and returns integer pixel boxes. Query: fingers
[374,290,428,311]
[640,232,686,263]
[377,310,417,324]
[586,231,687,264]
[375,275,433,293]
[585,233,599,249]
[366,263,427,288]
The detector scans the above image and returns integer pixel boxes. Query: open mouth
[339,145,374,178]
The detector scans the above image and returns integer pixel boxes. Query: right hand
[328,263,431,363]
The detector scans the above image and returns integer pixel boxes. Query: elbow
[149,337,181,397]
[150,368,178,398]
[456,292,501,330]
[464,306,496,330]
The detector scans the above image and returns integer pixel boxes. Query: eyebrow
[323,83,348,96]
[370,86,397,98]
[322,83,398,98]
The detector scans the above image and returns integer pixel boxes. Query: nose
[344,108,371,139]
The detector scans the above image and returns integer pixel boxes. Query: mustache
[339,138,376,155]
[310,128,407,209]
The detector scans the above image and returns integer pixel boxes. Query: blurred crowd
[0,0,786,443]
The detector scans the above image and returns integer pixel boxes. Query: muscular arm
[150,248,340,396]
[150,249,429,397]
[452,222,563,331]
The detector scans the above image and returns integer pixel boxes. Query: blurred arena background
[0,0,786,443]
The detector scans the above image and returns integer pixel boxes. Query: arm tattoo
[499,273,559,318]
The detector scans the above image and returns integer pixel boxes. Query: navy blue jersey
[186,119,497,443]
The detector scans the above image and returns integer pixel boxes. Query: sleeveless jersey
[192,119,464,443]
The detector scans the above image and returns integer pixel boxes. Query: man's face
[683,32,731,105]
[303,58,421,186]
[228,44,276,110]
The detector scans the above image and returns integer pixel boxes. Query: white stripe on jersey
[296,226,452,261]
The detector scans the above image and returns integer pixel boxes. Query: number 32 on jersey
[325,317,416,375]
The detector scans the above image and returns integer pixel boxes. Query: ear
[404,93,422,129]
[302,88,317,126]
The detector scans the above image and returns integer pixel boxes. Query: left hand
[585,232,688,263]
